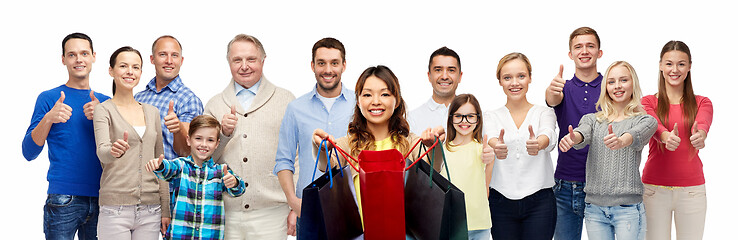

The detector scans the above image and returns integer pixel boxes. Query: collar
[425,97,446,111]
[570,73,603,87]
[234,79,262,96]
[146,75,183,93]
[310,83,351,101]
[182,155,216,169]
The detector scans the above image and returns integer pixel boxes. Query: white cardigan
[484,104,556,200]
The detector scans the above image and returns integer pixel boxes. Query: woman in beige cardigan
[93,46,170,239]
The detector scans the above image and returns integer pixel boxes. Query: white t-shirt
[316,93,339,112]
[484,104,557,200]
[133,126,146,139]
[407,97,448,135]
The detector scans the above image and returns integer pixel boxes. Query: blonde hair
[595,61,644,121]
[496,52,531,80]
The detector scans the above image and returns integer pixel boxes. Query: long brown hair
[656,41,697,139]
[445,94,483,150]
[348,65,410,156]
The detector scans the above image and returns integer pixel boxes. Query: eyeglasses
[451,113,479,124]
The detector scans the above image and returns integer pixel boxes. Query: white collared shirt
[234,79,261,111]
[484,104,557,200]
[407,97,449,135]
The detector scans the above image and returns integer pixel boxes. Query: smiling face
[151,37,183,82]
[451,102,478,138]
[358,76,398,127]
[568,34,602,70]
[428,55,462,99]
[498,59,531,101]
[311,47,345,95]
[228,40,264,88]
[63,38,96,80]
[109,51,142,93]
[187,126,220,163]
[605,65,634,104]
[660,50,691,88]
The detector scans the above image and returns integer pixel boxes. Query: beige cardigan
[205,77,295,212]
[93,100,170,217]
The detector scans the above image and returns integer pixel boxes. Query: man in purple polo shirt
[545,26,603,240]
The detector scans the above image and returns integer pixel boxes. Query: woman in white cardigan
[93,46,170,239]
[485,52,557,240]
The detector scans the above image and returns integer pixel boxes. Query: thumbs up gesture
[46,91,73,124]
[493,129,508,159]
[164,100,181,133]
[663,123,681,151]
[145,154,165,172]
[526,125,540,156]
[221,105,238,137]
[559,125,579,152]
[547,65,566,95]
[604,124,627,150]
[689,122,706,150]
[83,90,99,120]
[110,131,130,158]
[222,164,238,188]
[482,134,494,164]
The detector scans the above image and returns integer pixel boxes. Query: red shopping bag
[358,149,406,239]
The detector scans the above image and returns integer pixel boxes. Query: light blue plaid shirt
[272,84,355,198]
[135,76,203,160]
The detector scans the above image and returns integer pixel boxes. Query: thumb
[691,121,699,134]
[89,90,98,102]
[568,125,574,136]
[123,131,129,142]
[223,164,229,174]
[168,100,175,114]
[557,64,564,79]
[483,134,489,147]
[58,91,66,103]
[498,129,505,144]
[608,124,614,135]
[157,154,164,165]
[672,123,679,136]
[528,125,535,139]
[230,105,236,115]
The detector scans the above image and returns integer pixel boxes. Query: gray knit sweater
[573,113,657,206]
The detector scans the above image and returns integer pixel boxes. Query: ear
[597,50,603,59]
[185,135,191,147]
[568,51,574,60]
[340,60,347,73]
[214,138,220,149]
[458,70,463,83]
[310,60,315,72]
[150,55,155,64]
[109,66,114,77]
[91,52,96,63]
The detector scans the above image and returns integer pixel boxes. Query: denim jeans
[489,188,556,240]
[553,178,586,240]
[43,194,99,240]
[584,202,646,240]
[468,228,491,240]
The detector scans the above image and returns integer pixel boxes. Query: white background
[2,1,735,239]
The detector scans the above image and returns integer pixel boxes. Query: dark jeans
[489,188,556,240]
[43,194,99,240]
[553,178,586,240]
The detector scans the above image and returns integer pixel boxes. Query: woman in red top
[641,40,713,240]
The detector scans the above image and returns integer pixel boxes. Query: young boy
[145,115,245,240]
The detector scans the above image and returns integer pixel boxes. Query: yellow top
[442,141,492,230]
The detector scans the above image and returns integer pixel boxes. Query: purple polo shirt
[550,73,602,182]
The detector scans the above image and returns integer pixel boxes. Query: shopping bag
[405,143,469,240]
[300,140,363,240]
[358,149,407,240]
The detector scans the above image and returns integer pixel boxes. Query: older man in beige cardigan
[205,34,296,240]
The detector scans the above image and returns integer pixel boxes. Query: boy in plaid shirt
[146,114,245,239]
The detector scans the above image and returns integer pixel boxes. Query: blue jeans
[468,228,491,240]
[489,188,556,240]
[553,178,586,240]
[584,202,646,240]
[43,194,99,240]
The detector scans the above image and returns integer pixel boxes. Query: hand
[312,128,334,146]
[287,209,298,236]
[481,134,494,164]
[110,131,130,158]
[603,124,626,150]
[547,65,566,96]
[221,105,238,137]
[526,125,539,156]
[223,164,238,188]
[559,125,576,152]
[145,154,165,172]
[493,129,508,159]
[421,126,445,146]
[690,122,706,150]
[160,217,171,235]
[289,198,303,218]
[164,100,181,133]
[663,123,680,151]
[46,91,73,124]
[83,90,99,120]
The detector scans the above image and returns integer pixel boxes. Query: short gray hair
[226,34,266,60]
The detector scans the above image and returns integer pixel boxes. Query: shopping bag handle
[326,138,360,172]
[310,140,344,189]
[409,138,452,189]
[404,138,441,171]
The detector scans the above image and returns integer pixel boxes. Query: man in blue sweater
[22,32,110,240]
